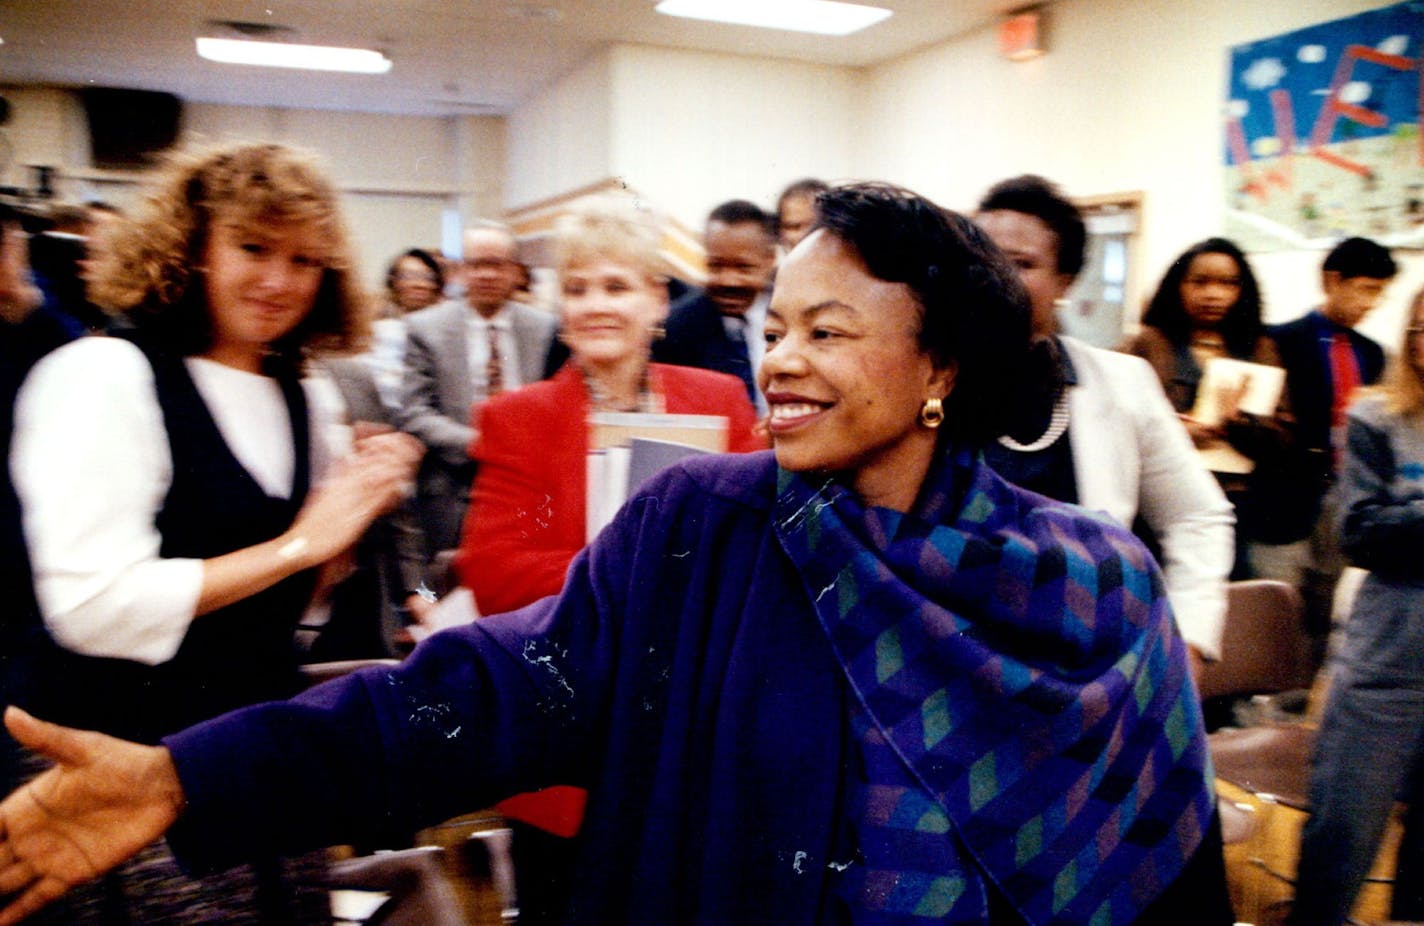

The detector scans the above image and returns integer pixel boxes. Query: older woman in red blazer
[454,203,763,617]
[451,204,761,914]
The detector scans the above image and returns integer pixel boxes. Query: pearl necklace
[997,388,1071,453]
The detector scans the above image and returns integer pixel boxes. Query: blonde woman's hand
[284,431,423,566]
[352,430,423,486]
[0,708,184,926]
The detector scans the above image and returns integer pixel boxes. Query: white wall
[505,51,615,213]
[0,87,90,196]
[451,115,508,234]
[606,44,859,229]
[501,4,1420,341]
[503,43,859,230]
[7,2,1420,336]
[0,87,505,289]
[858,0,1418,343]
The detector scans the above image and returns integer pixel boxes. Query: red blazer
[456,362,761,838]
[455,361,763,616]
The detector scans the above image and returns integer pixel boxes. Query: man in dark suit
[656,200,776,413]
[1253,237,1396,671]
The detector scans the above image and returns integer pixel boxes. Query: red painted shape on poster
[1305,44,1417,177]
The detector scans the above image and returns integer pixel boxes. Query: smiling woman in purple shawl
[0,184,1230,926]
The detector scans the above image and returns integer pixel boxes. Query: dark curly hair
[384,248,445,298]
[89,143,369,368]
[976,174,1086,280]
[1141,237,1262,359]
[812,182,1032,444]
[776,178,829,223]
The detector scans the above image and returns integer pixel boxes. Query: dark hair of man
[385,247,445,293]
[1141,237,1263,359]
[1323,236,1397,281]
[976,174,1087,280]
[707,199,774,239]
[777,178,830,212]
[812,182,1032,444]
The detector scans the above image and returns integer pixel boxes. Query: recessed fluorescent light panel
[654,0,892,36]
[195,37,392,74]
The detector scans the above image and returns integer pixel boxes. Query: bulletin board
[1224,1,1424,251]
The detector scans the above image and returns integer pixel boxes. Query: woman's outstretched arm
[0,708,184,925]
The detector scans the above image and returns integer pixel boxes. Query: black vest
[11,334,316,744]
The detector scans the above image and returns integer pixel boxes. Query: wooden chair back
[1197,580,1308,702]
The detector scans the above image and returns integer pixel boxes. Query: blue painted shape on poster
[1226,1,1424,163]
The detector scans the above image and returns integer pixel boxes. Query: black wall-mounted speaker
[79,88,183,169]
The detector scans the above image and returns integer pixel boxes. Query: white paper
[1190,358,1286,426]
[1190,358,1286,474]
[586,447,631,541]
[584,412,728,541]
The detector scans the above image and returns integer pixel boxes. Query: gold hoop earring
[919,396,944,429]
[650,323,666,340]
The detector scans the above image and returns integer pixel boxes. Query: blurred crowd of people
[0,144,1418,926]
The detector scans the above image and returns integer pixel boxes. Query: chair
[1197,579,1311,703]
[299,659,517,925]
[1197,579,1317,826]
[325,846,466,926]
[1196,581,1311,922]
[299,658,400,688]
[1198,580,1314,823]
[1203,580,1399,925]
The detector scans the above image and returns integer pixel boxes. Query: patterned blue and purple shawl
[773,443,1214,925]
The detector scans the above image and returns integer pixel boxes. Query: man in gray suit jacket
[398,223,557,558]
[318,357,432,657]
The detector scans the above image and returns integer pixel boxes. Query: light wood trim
[1074,190,1144,211]
[503,176,706,281]
[1073,190,1146,334]
[504,178,634,219]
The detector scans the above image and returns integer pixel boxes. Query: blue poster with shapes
[1224,1,1424,250]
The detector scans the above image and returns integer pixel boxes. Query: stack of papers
[1189,358,1286,474]
[586,412,728,540]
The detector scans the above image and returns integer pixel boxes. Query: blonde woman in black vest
[7,143,419,923]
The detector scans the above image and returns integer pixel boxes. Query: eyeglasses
[392,271,440,285]
[463,257,516,271]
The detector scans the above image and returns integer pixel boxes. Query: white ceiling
[0,0,1026,116]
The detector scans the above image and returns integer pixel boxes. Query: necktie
[1329,332,1358,429]
[1329,331,1358,466]
[724,315,757,402]
[486,323,504,396]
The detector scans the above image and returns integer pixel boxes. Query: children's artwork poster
[1224,1,1424,251]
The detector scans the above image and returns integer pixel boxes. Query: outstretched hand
[0,708,184,925]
